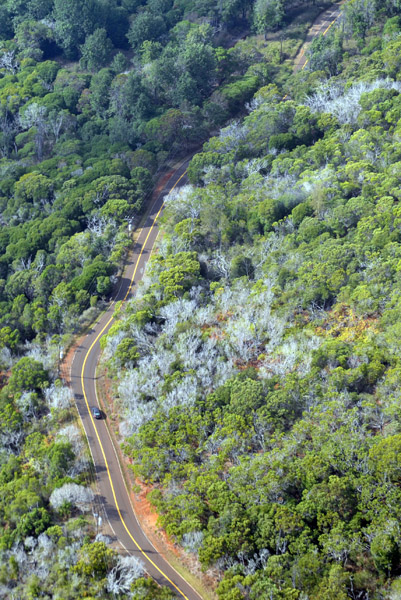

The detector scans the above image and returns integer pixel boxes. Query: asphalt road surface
[67,3,346,598]
[69,158,203,600]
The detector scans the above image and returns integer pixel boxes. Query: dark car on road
[91,406,102,419]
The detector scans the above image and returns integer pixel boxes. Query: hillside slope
[102,3,401,599]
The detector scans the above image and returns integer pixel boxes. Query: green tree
[308,32,343,76]
[127,13,166,49]
[6,0,53,21]
[80,28,113,72]
[345,0,376,41]
[14,172,52,204]
[369,434,401,482]
[16,507,51,538]
[53,0,100,57]
[371,533,399,574]
[89,68,113,116]
[0,326,19,352]
[115,338,139,367]
[74,541,116,578]
[229,377,264,416]
[111,51,129,73]
[253,0,284,38]
[7,357,48,394]
[15,20,54,61]
[96,275,112,296]
[151,251,200,302]
[0,6,13,40]
[48,442,75,479]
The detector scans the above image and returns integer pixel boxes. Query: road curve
[69,158,203,600]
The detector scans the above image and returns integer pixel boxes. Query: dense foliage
[0,0,338,598]
[0,0,331,352]
[5,0,401,597]
[99,3,401,598]
[0,347,176,598]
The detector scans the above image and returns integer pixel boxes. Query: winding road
[66,3,346,599]
[68,158,201,600]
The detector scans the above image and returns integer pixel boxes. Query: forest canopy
[97,2,401,599]
[4,0,401,598]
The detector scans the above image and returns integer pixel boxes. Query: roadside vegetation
[97,1,401,598]
[0,0,343,597]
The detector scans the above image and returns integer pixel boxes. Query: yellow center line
[301,9,343,71]
[323,14,340,36]
[80,169,192,600]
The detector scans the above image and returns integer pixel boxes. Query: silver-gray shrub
[305,79,401,125]
[106,555,145,595]
[49,483,94,512]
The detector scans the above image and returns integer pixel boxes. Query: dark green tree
[127,13,166,49]
[53,0,100,57]
[80,28,113,72]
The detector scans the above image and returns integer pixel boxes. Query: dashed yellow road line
[323,13,342,36]
[80,169,192,600]
[301,8,343,71]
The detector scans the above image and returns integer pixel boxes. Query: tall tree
[80,28,113,71]
[345,0,376,40]
[53,0,100,58]
[253,0,284,38]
